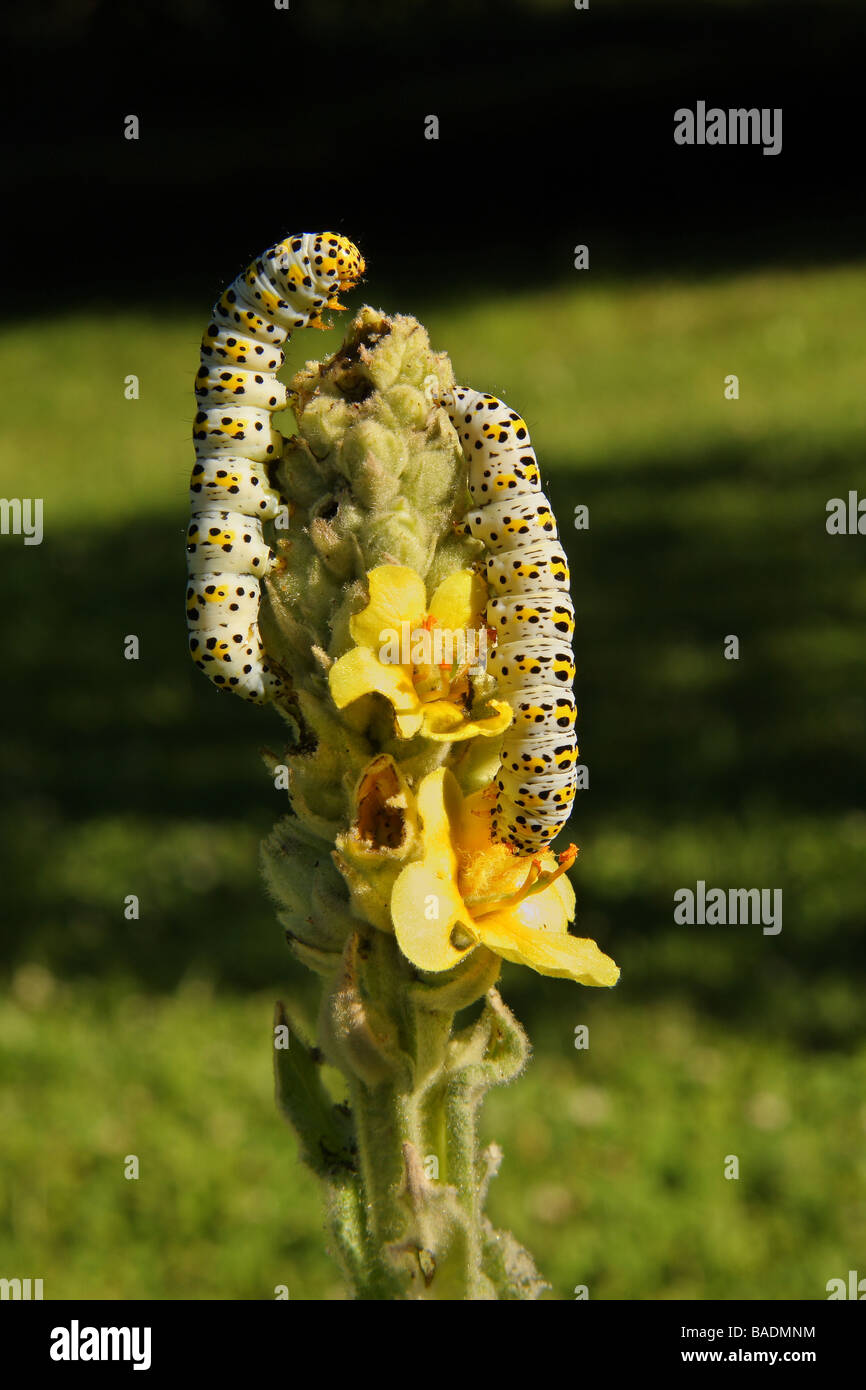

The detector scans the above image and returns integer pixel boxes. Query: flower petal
[476,908,619,986]
[416,767,464,865]
[392,861,478,972]
[349,565,427,650]
[328,647,423,737]
[541,869,577,926]
[428,570,488,631]
[421,697,513,743]
[391,770,479,971]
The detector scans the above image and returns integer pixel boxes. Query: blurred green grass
[1,260,865,1298]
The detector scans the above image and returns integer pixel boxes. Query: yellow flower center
[328,566,512,744]
[469,844,578,920]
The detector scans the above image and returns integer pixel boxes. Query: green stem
[331,936,500,1298]
[276,931,546,1298]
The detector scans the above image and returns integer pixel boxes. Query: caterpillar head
[324,233,366,292]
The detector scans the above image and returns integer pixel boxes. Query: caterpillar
[186,232,365,703]
[445,388,578,855]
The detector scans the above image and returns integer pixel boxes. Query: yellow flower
[328,565,512,741]
[391,768,620,987]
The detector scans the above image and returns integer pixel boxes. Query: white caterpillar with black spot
[186,232,365,703]
[444,387,578,855]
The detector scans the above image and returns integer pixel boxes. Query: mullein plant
[257,306,619,1300]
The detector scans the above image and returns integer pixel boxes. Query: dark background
[3,0,864,310]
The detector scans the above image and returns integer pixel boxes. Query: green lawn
[1,260,864,1298]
